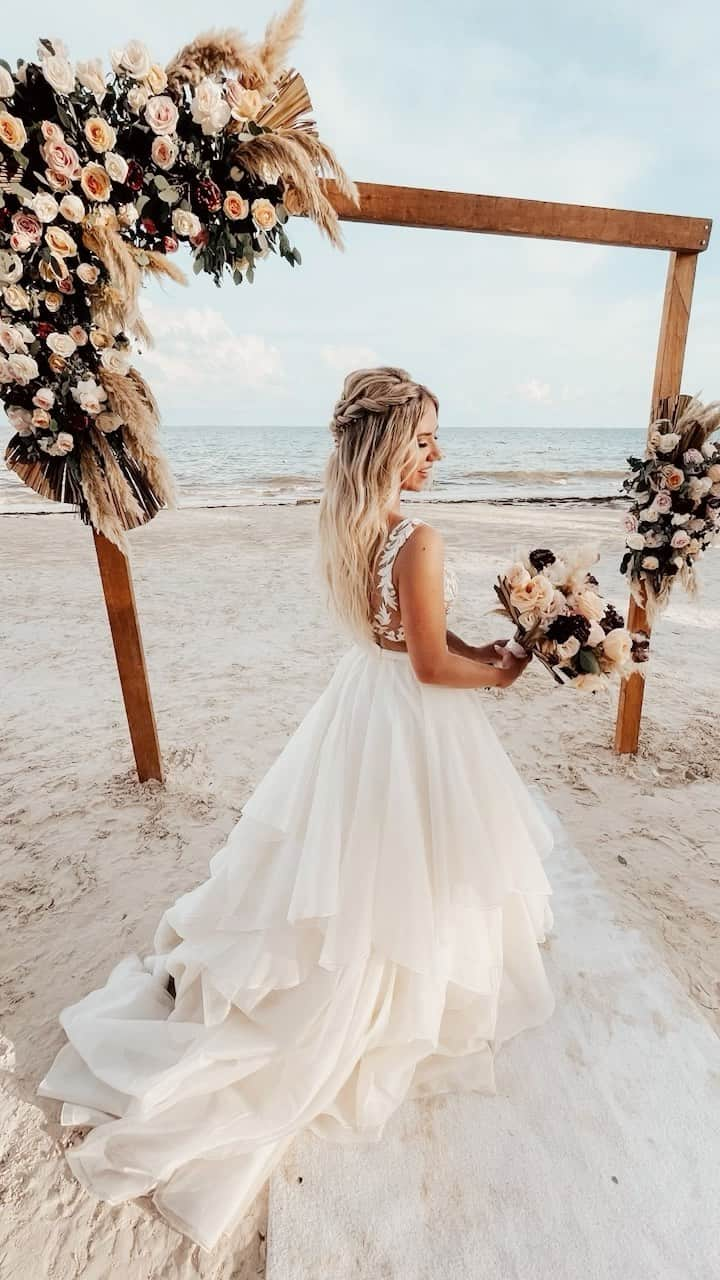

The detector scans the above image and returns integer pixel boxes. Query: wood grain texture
[614,252,699,754]
[322,180,711,252]
[93,530,163,783]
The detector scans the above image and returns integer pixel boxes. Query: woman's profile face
[402,399,443,492]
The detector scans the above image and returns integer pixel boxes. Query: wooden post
[613,250,699,753]
[93,529,163,782]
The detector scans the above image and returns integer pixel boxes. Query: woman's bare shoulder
[399,521,444,565]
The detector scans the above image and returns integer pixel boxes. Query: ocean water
[0,424,645,513]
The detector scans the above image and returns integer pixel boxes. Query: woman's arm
[396,528,529,690]
[446,630,510,663]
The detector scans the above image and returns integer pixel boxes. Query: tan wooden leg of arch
[93,529,163,782]
[614,250,698,754]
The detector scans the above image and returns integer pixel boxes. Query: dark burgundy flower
[195,177,222,212]
[190,227,209,248]
[37,322,53,339]
[141,217,158,236]
[162,235,179,253]
[125,160,144,192]
[600,605,625,634]
[547,614,591,645]
[528,548,556,571]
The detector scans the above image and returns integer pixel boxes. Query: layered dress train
[38,517,557,1250]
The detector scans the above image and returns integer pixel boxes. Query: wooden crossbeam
[323,180,711,253]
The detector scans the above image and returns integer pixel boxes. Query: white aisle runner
[266,825,718,1280]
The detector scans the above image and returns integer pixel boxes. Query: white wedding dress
[38,516,557,1251]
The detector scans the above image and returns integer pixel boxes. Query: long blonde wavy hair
[317,366,439,644]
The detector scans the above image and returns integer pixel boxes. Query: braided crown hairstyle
[317,366,439,644]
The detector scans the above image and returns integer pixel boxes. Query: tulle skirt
[38,640,557,1251]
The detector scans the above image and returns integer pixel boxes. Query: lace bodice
[371,518,459,644]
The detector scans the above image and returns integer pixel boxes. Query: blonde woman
[38,366,556,1252]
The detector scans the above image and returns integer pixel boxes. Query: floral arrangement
[0,4,356,547]
[493,545,649,692]
[620,393,720,623]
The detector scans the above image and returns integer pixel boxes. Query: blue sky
[5,1,719,428]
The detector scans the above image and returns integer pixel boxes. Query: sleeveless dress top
[372,517,459,644]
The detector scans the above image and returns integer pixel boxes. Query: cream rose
[71,376,107,415]
[708,464,720,483]
[573,589,605,622]
[144,94,178,135]
[127,84,149,114]
[0,111,27,150]
[76,58,106,103]
[4,284,29,310]
[505,562,531,590]
[0,357,13,384]
[42,54,75,96]
[587,621,606,648]
[117,203,139,227]
[53,431,75,455]
[654,431,681,454]
[641,555,659,570]
[32,407,51,428]
[171,208,202,238]
[85,116,116,153]
[32,192,59,224]
[10,232,31,254]
[663,465,684,491]
[8,353,39,384]
[77,262,100,285]
[69,326,88,346]
[45,226,78,257]
[573,673,607,693]
[509,573,555,615]
[0,66,15,98]
[151,135,177,170]
[223,191,249,221]
[89,328,111,350]
[44,292,63,312]
[555,636,581,662]
[224,79,265,121]
[251,198,277,231]
[671,530,690,549]
[190,78,231,135]
[625,531,645,551]
[59,194,85,223]
[100,346,130,375]
[602,628,633,665]
[81,164,111,202]
[0,321,25,353]
[146,64,168,95]
[33,387,55,409]
[47,331,77,357]
[41,120,64,144]
[46,170,73,194]
[105,151,129,183]
[111,40,152,81]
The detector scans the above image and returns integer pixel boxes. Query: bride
[38,365,556,1251]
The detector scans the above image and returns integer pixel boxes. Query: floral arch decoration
[0,3,356,547]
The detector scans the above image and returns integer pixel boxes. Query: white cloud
[518,378,553,404]
[320,344,381,373]
[137,303,283,393]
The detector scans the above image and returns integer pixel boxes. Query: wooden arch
[100,180,711,779]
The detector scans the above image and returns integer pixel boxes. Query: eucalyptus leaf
[0,58,12,74]
[193,253,205,275]
[578,648,601,675]
[292,247,302,265]
[153,174,169,190]
[157,187,180,204]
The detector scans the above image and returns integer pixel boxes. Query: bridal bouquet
[493,546,649,691]
[620,394,720,623]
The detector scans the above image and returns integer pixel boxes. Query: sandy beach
[1,499,718,1279]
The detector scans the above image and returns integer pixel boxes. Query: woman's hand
[470,637,515,664]
[493,643,532,687]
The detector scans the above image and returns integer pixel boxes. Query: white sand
[1,501,718,1278]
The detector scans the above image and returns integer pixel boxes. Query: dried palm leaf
[234,132,352,246]
[255,68,314,132]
